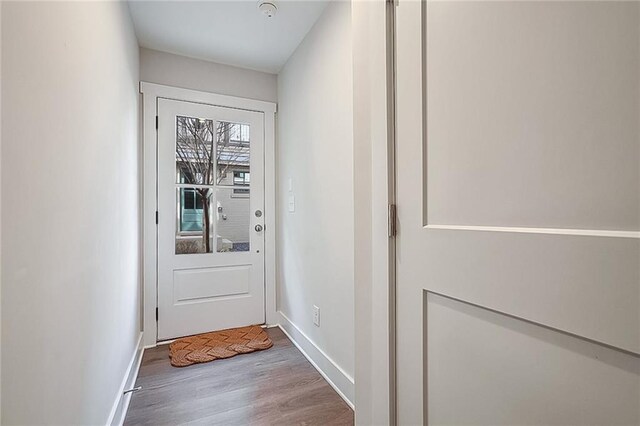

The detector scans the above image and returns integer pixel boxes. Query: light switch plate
[313,305,320,326]
[288,195,295,212]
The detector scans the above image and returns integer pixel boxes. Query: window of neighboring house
[183,189,204,210]
[180,189,204,233]
[228,123,250,143]
[233,171,250,185]
[184,189,195,209]
[233,171,250,196]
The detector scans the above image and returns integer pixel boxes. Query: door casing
[140,82,277,347]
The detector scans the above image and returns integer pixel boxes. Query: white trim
[145,340,171,349]
[425,224,640,239]
[277,312,355,410]
[140,82,276,114]
[106,333,144,426]
[264,109,277,325]
[352,1,395,423]
[146,324,279,349]
[140,82,278,347]
[141,85,158,347]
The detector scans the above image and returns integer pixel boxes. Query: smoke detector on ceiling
[258,1,277,18]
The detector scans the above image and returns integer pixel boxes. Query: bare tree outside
[175,117,250,254]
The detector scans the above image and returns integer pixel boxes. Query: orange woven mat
[168,325,273,367]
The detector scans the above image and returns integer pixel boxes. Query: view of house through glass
[175,116,251,254]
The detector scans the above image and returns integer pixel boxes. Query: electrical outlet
[313,305,320,326]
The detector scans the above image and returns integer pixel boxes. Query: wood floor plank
[124,327,354,426]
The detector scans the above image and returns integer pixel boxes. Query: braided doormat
[169,325,273,367]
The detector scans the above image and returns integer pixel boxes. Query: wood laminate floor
[124,327,354,426]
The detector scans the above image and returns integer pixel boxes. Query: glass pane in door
[175,116,215,185]
[175,187,213,254]
[216,121,250,185]
[214,187,250,252]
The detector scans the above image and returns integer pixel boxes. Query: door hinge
[388,204,397,237]
[155,307,159,321]
[155,115,158,129]
[155,211,158,224]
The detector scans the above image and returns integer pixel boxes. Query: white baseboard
[106,332,145,426]
[277,312,354,409]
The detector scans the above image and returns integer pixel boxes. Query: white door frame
[352,1,397,424]
[140,82,277,347]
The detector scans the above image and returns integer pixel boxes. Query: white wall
[277,1,354,404]
[1,2,141,424]
[140,48,277,103]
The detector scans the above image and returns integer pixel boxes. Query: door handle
[255,224,264,232]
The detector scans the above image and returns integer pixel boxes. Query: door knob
[255,224,264,232]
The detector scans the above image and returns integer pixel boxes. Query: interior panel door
[395,1,640,424]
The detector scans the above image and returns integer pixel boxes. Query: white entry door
[157,98,265,340]
[395,1,639,425]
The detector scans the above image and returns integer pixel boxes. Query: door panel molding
[140,82,277,347]
[425,224,639,239]
[420,1,640,234]
[424,291,640,425]
[173,265,251,303]
[426,289,640,358]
